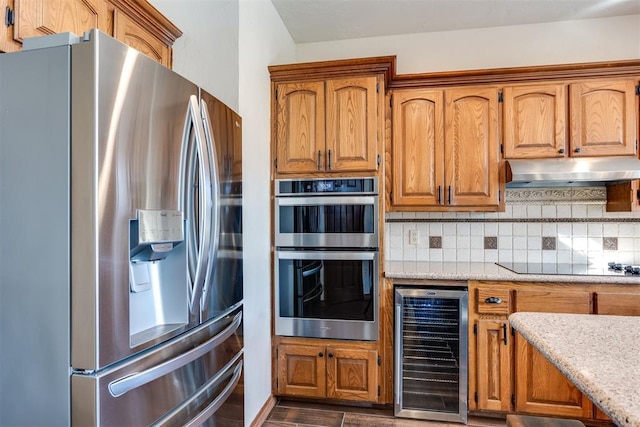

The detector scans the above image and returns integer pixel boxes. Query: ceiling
[271,0,640,43]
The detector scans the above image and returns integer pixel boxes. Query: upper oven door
[275,194,379,248]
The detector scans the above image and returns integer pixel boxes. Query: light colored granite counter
[385,261,640,284]
[509,312,640,427]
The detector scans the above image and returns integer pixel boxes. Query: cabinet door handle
[484,296,502,304]
[437,185,442,204]
[558,148,565,154]
[574,147,581,153]
[448,186,451,205]
[317,150,322,170]
[502,324,508,345]
[327,149,332,170]
[318,352,324,357]
[328,353,334,358]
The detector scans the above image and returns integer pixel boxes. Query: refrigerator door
[72,304,244,426]
[200,90,243,323]
[71,30,205,371]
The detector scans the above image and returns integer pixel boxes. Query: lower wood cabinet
[275,339,379,402]
[470,281,640,423]
[513,289,593,418]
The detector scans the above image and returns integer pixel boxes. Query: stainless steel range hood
[505,157,640,187]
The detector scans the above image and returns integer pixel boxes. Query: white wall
[238,0,295,424]
[150,0,239,110]
[294,14,640,73]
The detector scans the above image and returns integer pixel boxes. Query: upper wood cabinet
[391,86,500,209]
[13,0,101,42]
[570,79,638,157]
[1,0,181,68]
[112,7,169,67]
[274,76,380,174]
[503,79,638,159]
[391,88,444,206]
[502,83,567,159]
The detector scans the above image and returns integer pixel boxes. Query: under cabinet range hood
[505,157,640,187]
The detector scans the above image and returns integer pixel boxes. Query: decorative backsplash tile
[603,237,618,251]
[484,236,497,249]
[429,236,442,249]
[385,187,640,264]
[542,236,557,250]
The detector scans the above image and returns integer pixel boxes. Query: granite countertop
[509,312,640,427]
[385,261,640,284]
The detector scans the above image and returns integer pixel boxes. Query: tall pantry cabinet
[269,56,395,404]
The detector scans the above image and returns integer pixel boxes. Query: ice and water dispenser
[129,210,188,347]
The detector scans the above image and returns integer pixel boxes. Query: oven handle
[302,283,323,303]
[275,195,376,206]
[276,250,377,261]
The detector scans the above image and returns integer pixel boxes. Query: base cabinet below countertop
[468,280,640,424]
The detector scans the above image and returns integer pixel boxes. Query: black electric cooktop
[496,262,640,276]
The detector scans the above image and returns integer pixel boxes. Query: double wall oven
[274,177,379,341]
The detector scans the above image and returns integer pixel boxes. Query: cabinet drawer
[476,289,510,314]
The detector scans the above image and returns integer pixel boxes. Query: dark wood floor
[263,399,507,426]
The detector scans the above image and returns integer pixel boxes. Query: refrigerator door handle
[183,359,242,427]
[180,95,214,315]
[199,100,221,311]
[108,311,242,397]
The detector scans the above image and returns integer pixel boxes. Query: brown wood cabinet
[472,286,512,412]
[503,79,638,159]
[570,79,638,157]
[274,76,381,174]
[391,86,501,210]
[469,281,640,423]
[606,179,640,212]
[513,289,593,418]
[275,339,379,402]
[502,83,567,159]
[1,0,180,68]
[476,318,511,412]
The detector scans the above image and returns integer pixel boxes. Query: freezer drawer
[72,304,244,426]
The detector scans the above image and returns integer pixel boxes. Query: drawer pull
[484,296,502,304]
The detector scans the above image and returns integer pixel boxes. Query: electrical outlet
[409,230,419,245]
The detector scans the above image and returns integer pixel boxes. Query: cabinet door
[14,0,99,42]
[514,289,593,418]
[391,89,444,207]
[503,84,567,159]
[275,81,325,174]
[476,319,512,412]
[570,80,637,157]
[326,347,378,402]
[276,344,326,398]
[0,0,21,52]
[445,87,500,207]
[606,180,640,212]
[325,76,379,172]
[113,9,170,67]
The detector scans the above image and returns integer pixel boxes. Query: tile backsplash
[385,187,640,265]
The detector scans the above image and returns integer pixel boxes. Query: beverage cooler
[394,286,468,423]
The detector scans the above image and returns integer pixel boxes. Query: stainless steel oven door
[274,195,378,248]
[275,250,379,341]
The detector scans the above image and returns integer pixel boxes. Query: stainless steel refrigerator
[0,30,243,426]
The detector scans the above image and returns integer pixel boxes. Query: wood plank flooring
[263,399,507,427]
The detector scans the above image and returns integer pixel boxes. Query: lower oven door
[275,250,378,341]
